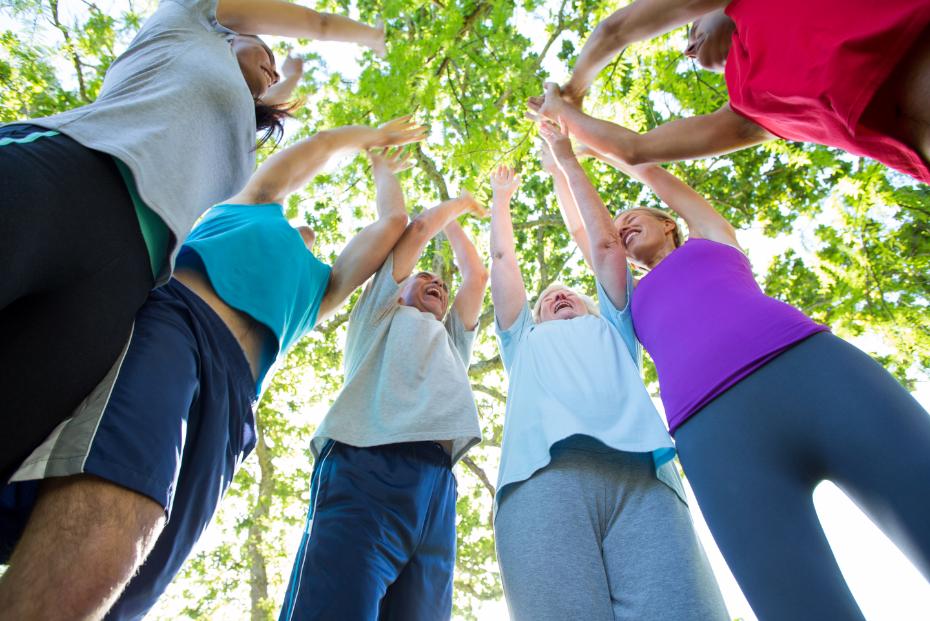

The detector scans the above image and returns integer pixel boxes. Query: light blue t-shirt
[494,271,685,507]
[177,203,332,394]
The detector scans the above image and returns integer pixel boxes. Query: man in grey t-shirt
[279,193,488,621]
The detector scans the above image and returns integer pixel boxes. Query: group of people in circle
[0,0,928,619]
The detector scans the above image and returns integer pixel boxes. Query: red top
[724,0,930,183]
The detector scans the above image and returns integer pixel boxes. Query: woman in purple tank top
[539,120,930,621]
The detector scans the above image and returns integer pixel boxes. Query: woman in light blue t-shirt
[489,155,728,621]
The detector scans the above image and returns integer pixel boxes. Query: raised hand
[537,118,575,163]
[490,165,520,200]
[280,54,304,80]
[527,82,570,124]
[559,82,585,109]
[368,147,413,174]
[367,18,387,58]
[373,115,429,148]
[537,140,559,174]
[458,190,489,219]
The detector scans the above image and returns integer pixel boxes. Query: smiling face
[614,209,679,268]
[537,286,589,323]
[231,35,279,99]
[399,271,450,321]
[685,9,735,73]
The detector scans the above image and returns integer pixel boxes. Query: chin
[421,301,444,319]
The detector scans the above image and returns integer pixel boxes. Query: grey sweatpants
[494,438,728,621]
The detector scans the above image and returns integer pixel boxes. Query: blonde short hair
[532,283,600,323]
[615,207,683,248]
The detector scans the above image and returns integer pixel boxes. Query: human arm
[391,192,486,282]
[539,121,628,310]
[262,54,303,107]
[539,142,594,270]
[444,220,489,331]
[488,165,528,331]
[562,0,729,103]
[227,116,427,205]
[317,148,413,321]
[577,143,740,248]
[530,84,772,165]
[216,0,385,55]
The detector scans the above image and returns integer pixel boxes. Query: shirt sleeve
[159,0,231,34]
[596,267,642,367]
[494,302,533,372]
[343,254,404,372]
[445,308,478,365]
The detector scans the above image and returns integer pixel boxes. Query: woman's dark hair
[254,100,294,149]
[242,34,297,148]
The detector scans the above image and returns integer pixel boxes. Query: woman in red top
[530,0,930,183]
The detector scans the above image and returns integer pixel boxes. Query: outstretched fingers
[368,146,413,173]
[457,190,489,219]
[490,165,520,196]
[376,115,429,147]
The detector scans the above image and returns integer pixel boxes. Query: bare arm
[531,84,772,165]
[539,142,594,270]
[262,54,303,107]
[216,0,385,55]
[391,193,485,282]
[579,144,740,248]
[562,0,729,102]
[540,122,628,310]
[488,166,528,330]
[444,221,489,330]
[317,148,413,321]
[227,116,427,206]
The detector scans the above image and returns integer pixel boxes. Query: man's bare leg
[0,474,165,621]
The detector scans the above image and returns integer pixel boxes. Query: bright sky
[6,1,930,619]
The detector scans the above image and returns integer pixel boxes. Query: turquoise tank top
[176,203,332,394]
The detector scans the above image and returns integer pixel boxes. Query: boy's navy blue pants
[279,440,457,621]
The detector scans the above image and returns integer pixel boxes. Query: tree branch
[49,0,89,103]
[468,354,502,378]
[472,383,506,403]
[414,144,451,201]
[461,455,496,497]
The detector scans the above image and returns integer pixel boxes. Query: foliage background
[2,0,929,619]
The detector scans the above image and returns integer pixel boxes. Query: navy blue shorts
[1,279,256,619]
[279,441,458,621]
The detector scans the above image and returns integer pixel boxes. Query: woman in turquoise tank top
[490,158,727,620]
[0,117,427,618]
[540,119,930,621]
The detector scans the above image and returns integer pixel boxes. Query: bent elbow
[593,11,628,50]
[475,267,490,286]
[384,212,409,234]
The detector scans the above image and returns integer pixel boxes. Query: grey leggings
[676,332,930,621]
[494,437,728,621]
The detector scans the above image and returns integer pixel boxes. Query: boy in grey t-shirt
[280,192,488,621]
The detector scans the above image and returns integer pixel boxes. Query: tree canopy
[2,0,928,618]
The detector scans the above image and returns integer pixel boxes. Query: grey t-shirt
[312,254,483,464]
[24,0,255,273]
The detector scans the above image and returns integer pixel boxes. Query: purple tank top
[632,238,828,433]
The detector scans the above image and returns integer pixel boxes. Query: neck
[644,241,678,270]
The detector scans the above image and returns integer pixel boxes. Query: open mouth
[425,285,443,301]
[553,299,573,313]
[622,229,640,246]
